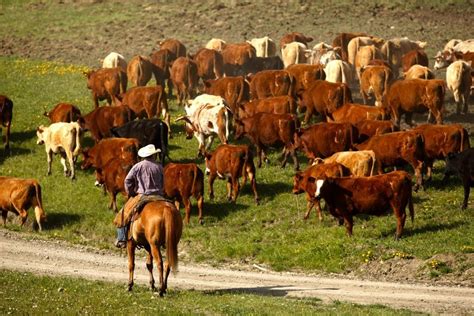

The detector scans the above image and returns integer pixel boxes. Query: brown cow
[150,49,174,96]
[84,67,127,108]
[443,148,474,210]
[164,163,204,225]
[367,59,392,68]
[202,76,250,115]
[332,32,368,62]
[285,64,325,96]
[234,113,299,170]
[221,42,256,76]
[295,122,357,163]
[386,79,446,127]
[94,158,133,212]
[0,95,13,151]
[280,32,313,48]
[314,171,414,239]
[354,119,398,143]
[413,124,470,181]
[238,95,297,119]
[299,80,352,123]
[293,162,348,221]
[192,48,224,80]
[170,57,199,106]
[159,38,187,60]
[355,45,385,82]
[248,70,294,100]
[0,176,47,231]
[330,103,390,125]
[204,144,259,204]
[79,106,132,143]
[43,103,81,123]
[81,138,139,170]
[359,65,393,107]
[403,65,435,80]
[355,131,425,190]
[402,49,429,72]
[127,55,156,87]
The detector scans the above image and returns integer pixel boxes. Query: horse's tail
[166,206,181,273]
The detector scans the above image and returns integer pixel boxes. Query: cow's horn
[175,116,190,123]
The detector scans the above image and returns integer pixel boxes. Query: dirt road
[1,230,472,314]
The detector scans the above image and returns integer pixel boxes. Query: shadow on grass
[202,200,249,221]
[382,220,464,239]
[205,286,329,298]
[44,212,82,229]
[0,146,32,164]
[252,181,293,200]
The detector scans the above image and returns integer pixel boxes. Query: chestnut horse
[114,200,182,296]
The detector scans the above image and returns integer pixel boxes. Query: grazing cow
[44,103,81,123]
[292,162,348,221]
[119,85,170,134]
[355,45,385,82]
[355,131,425,190]
[403,65,435,80]
[204,144,259,204]
[330,103,390,124]
[280,32,313,48]
[0,95,13,151]
[443,148,474,210]
[247,36,277,57]
[347,36,385,66]
[285,64,326,96]
[299,80,352,123]
[110,119,169,162]
[281,42,309,68]
[159,38,187,59]
[221,42,256,76]
[314,171,414,238]
[127,55,156,87]
[84,67,127,108]
[150,49,173,95]
[249,70,294,100]
[324,60,353,85]
[164,163,204,224]
[101,52,127,72]
[382,37,427,78]
[413,124,470,181]
[234,113,299,170]
[176,94,231,156]
[94,158,132,212]
[0,177,47,231]
[202,76,250,115]
[192,48,224,80]
[238,95,297,119]
[386,79,446,126]
[402,49,429,72]
[332,32,368,62]
[314,150,377,177]
[36,122,82,180]
[170,57,199,106]
[354,119,398,143]
[295,122,357,162]
[205,38,227,52]
[81,138,138,170]
[434,50,474,70]
[446,61,472,114]
[79,105,131,143]
[359,65,393,107]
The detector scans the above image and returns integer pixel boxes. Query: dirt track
[1,230,473,314]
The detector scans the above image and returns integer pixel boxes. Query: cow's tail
[72,124,81,158]
[383,68,391,99]
[186,60,192,97]
[165,206,180,273]
[369,151,376,176]
[32,181,46,230]
[340,62,346,84]
[287,73,296,99]
[137,57,144,86]
[119,70,127,94]
[407,177,415,224]
[461,127,470,151]
[190,164,198,197]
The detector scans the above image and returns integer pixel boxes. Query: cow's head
[175,115,194,139]
[292,172,304,194]
[83,70,95,88]
[36,126,46,145]
[313,178,326,200]
[204,152,213,175]
[94,167,105,187]
[233,119,245,140]
[434,50,453,70]
[81,148,93,170]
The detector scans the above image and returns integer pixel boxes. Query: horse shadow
[202,200,249,221]
[44,212,82,229]
[0,146,32,164]
[204,286,330,298]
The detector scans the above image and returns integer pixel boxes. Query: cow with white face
[247,36,276,58]
[176,94,231,157]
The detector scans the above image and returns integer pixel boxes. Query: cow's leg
[127,241,136,291]
[144,247,156,291]
[425,159,434,182]
[256,146,263,168]
[196,195,204,225]
[93,94,99,109]
[360,89,369,105]
[46,150,53,176]
[343,216,354,237]
[461,177,470,210]
[462,90,469,114]
[111,192,118,212]
[174,200,180,211]
[149,243,166,296]
[2,210,7,226]
[66,150,75,180]
[183,197,191,224]
[4,119,10,152]
[227,179,233,201]
[454,89,462,114]
[303,197,314,220]
[246,166,259,205]
[303,108,313,125]
[413,161,423,192]
[208,174,216,200]
[394,206,406,240]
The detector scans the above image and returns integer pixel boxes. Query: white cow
[176,94,231,156]
[452,39,474,53]
[247,36,276,57]
[36,122,82,180]
[281,42,309,68]
[443,39,462,51]
[446,61,472,114]
[205,38,227,52]
[101,52,127,72]
[324,60,353,85]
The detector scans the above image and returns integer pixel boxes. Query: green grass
[0,270,421,315]
[0,56,473,276]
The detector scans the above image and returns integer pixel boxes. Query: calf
[204,144,259,204]
[221,42,256,76]
[238,95,297,119]
[202,76,250,115]
[79,105,132,143]
[0,176,47,231]
[81,138,139,170]
[401,49,429,72]
[127,55,156,87]
[44,103,81,123]
[292,162,347,221]
[330,103,390,125]
[84,67,127,108]
[359,65,393,107]
[443,148,474,210]
[0,95,13,151]
[164,163,204,224]
[314,150,377,177]
[170,57,199,106]
[314,171,414,239]
[36,122,82,180]
[285,64,325,96]
[192,48,224,81]
[234,113,299,170]
[355,45,385,82]
[249,70,294,100]
[94,158,132,212]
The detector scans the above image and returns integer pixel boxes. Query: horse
[113,200,182,296]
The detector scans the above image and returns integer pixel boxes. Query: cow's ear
[204,152,212,160]
[307,176,316,184]
[294,172,302,180]
[36,126,43,133]
[203,80,211,88]
[43,111,48,117]
[96,168,103,176]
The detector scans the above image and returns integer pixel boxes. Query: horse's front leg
[145,246,156,291]
[127,241,136,291]
[150,244,165,296]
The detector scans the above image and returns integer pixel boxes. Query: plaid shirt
[124,158,164,196]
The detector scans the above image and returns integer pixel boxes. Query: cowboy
[115,144,164,248]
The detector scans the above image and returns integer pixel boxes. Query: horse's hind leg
[150,244,165,296]
[145,247,156,291]
[127,242,136,291]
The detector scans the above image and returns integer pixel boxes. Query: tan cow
[205,38,227,52]
[324,60,353,85]
[281,42,309,68]
[101,52,127,72]
[36,122,82,180]
[403,65,435,80]
[347,36,385,66]
[446,60,472,114]
[0,177,47,231]
[382,37,428,78]
[313,150,377,177]
[247,36,277,57]
[355,45,385,82]
[127,55,155,87]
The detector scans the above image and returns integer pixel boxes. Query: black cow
[110,119,169,162]
[443,148,474,210]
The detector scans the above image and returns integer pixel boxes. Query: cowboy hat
[138,144,161,158]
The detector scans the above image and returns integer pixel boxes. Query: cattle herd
[0,32,473,241]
